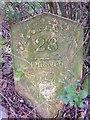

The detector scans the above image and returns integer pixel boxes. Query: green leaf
[0,1,5,9]
[70,101,74,106]
[76,97,84,108]
[0,57,5,62]
[79,90,88,99]
[63,87,68,95]
[67,93,76,101]
[64,98,69,104]
[67,85,76,94]
[0,38,7,43]
[0,45,7,50]
[63,78,68,84]
[67,94,72,100]
[15,11,21,20]
[57,77,87,108]
[57,95,65,100]
[73,96,78,102]
[16,67,25,73]
[15,71,24,81]
[78,101,84,108]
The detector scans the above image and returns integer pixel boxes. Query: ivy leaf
[77,99,84,108]
[57,94,66,100]
[15,71,24,81]
[0,45,7,50]
[0,38,7,43]
[67,85,76,94]
[0,1,5,9]
[57,94,69,105]
[63,78,68,84]
[79,90,88,99]
[67,93,72,101]
[70,101,74,106]
[0,57,5,62]
[73,96,78,102]
[64,98,69,104]
[79,103,84,108]
[16,66,25,73]
[57,78,87,108]
[64,87,68,93]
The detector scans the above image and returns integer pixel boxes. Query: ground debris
[1,52,41,118]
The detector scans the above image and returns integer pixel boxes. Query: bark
[49,2,58,14]
[82,2,90,78]
[58,2,67,17]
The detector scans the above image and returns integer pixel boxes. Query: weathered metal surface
[10,13,83,118]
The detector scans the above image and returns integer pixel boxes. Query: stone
[10,13,83,118]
